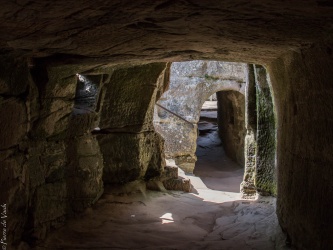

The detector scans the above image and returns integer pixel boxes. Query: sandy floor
[35,191,287,250]
[194,120,243,193]
[34,118,289,250]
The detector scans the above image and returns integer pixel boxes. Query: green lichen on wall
[241,131,257,197]
[254,65,277,196]
[241,64,257,198]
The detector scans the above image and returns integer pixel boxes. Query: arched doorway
[153,60,247,193]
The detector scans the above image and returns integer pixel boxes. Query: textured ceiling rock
[0,0,332,64]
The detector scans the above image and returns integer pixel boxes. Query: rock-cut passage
[194,104,244,193]
[34,102,288,250]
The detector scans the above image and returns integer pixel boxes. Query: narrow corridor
[194,109,244,193]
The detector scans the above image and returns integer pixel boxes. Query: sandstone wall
[239,64,277,198]
[154,61,246,173]
[268,42,333,249]
[254,65,276,196]
[240,65,257,198]
[0,2,332,249]
[217,91,246,166]
[0,58,168,247]
[97,63,168,184]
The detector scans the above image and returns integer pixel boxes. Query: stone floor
[33,119,289,250]
[34,192,288,250]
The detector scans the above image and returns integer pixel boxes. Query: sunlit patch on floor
[160,212,174,224]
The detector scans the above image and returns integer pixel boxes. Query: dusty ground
[34,191,287,250]
[194,118,243,193]
[34,113,288,250]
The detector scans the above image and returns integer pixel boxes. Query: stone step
[162,164,179,179]
[146,158,191,192]
[164,159,192,192]
[163,177,191,192]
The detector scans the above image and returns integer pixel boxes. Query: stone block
[163,165,179,179]
[27,156,45,188]
[68,112,98,136]
[0,152,29,245]
[0,152,26,201]
[32,182,67,239]
[33,99,73,138]
[175,154,197,174]
[163,177,191,192]
[0,56,29,96]
[45,66,77,99]
[34,182,67,224]
[144,132,165,181]
[25,140,66,186]
[66,134,104,212]
[76,135,101,156]
[155,120,197,160]
[98,131,164,184]
[0,98,27,149]
[99,63,167,132]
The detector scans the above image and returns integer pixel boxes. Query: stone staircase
[147,159,191,192]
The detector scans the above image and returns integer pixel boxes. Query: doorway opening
[194,91,244,193]
[153,60,247,195]
[38,61,283,250]
[73,74,100,114]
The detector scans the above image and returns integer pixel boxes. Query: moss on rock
[254,65,276,196]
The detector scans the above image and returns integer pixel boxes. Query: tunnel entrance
[31,61,283,250]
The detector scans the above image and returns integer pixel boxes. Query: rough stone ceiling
[1,0,332,65]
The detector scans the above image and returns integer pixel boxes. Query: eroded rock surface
[0,1,332,64]
[268,43,333,249]
[0,1,332,249]
[254,65,276,196]
[0,59,169,248]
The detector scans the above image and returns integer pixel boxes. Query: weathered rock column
[67,115,104,213]
[240,64,257,198]
[97,63,168,185]
[254,65,276,196]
